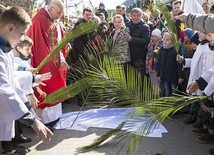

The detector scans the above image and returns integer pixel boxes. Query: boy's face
[207,33,214,44]
[116,8,124,15]
[83,10,93,22]
[198,32,207,41]
[17,45,32,56]
[7,24,30,47]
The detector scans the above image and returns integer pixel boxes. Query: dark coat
[123,14,130,26]
[157,46,182,84]
[126,20,150,63]
[72,18,94,63]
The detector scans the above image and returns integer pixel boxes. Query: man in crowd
[126,8,150,76]
[116,5,130,25]
[172,0,183,16]
[72,7,94,106]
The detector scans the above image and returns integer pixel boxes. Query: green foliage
[43,38,207,154]
[34,21,97,73]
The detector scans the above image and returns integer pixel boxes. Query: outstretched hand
[187,81,199,94]
[34,72,52,86]
[31,119,53,141]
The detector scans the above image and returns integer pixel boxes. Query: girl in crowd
[157,32,182,97]
[109,14,131,64]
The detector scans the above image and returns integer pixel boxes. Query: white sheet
[55,108,167,138]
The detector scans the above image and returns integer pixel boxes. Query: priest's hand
[60,60,70,70]
[31,119,53,141]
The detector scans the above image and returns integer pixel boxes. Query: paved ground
[1,100,213,155]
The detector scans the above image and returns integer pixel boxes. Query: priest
[28,0,69,128]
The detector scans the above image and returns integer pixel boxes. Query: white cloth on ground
[55,108,167,137]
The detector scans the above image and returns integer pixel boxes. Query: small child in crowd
[157,32,182,97]
[145,28,162,88]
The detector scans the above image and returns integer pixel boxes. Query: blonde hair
[112,14,125,27]
[163,32,172,40]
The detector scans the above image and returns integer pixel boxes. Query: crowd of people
[1,0,214,154]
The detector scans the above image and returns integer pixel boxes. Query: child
[187,31,209,96]
[13,35,48,105]
[12,35,52,146]
[0,6,53,154]
[145,28,162,88]
[157,32,182,97]
[181,31,209,125]
[179,28,197,93]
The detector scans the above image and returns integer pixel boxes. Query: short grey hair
[49,0,64,10]
[130,8,143,15]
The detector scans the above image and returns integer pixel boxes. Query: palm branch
[76,94,207,154]
[42,37,208,154]
[34,21,97,73]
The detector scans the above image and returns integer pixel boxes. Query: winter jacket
[126,20,150,63]
[157,46,182,84]
[110,27,130,64]
[72,18,94,63]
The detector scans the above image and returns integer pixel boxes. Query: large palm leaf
[41,2,207,153]
[34,21,97,73]
[43,40,207,154]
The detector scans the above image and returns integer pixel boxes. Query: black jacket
[72,18,94,63]
[157,46,182,84]
[123,14,130,26]
[126,20,150,63]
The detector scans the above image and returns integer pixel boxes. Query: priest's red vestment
[28,8,66,109]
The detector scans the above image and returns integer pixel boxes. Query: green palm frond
[77,94,207,154]
[44,77,91,104]
[34,21,97,73]
[76,121,127,153]
[43,37,207,154]
[44,40,158,105]
[155,1,180,52]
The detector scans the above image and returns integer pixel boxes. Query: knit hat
[184,28,193,39]
[99,2,105,7]
[190,32,201,45]
[151,28,162,38]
